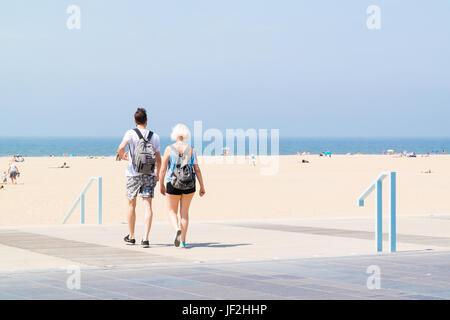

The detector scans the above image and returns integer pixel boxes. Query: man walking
[117,108,161,248]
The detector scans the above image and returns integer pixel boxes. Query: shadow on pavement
[150,242,252,249]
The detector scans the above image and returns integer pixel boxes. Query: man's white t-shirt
[122,128,160,177]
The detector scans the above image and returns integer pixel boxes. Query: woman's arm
[159,146,171,195]
[193,150,205,197]
[155,151,161,181]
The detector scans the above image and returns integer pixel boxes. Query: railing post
[80,194,85,224]
[63,176,102,225]
[390,172,397,252]
[358,171,397,253]
[375,180,383,252]
[98,177,103,225]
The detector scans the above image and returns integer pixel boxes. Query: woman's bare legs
[167,194,181,231]
[179,192,195,243]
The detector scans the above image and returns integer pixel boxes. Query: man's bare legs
[127,198,137,240]
[180,193,194,243]
[142,197,153,241]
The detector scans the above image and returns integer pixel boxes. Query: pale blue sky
[1,1,449,137]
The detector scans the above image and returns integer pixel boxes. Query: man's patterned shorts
[126,174,157,200]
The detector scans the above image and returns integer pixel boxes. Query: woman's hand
[160,184,166,196]
[199,186,206,197]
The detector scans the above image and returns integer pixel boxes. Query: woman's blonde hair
[170,123,191,141]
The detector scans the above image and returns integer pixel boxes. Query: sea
[0,137,449,157]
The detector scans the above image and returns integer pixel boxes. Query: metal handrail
[358,172,396,252]
[62,176,103,224]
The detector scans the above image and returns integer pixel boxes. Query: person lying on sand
[421,169,432,174]
[60,162,69,168]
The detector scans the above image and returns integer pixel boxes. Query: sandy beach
[1,155,450,226]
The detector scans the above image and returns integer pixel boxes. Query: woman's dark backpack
[170,145,195,190]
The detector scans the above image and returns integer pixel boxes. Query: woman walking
[159,124,206,248]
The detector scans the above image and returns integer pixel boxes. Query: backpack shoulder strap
[169,145,179,158]
[133,128,144,140]
[182,145,191,157]
[147,131,153,140]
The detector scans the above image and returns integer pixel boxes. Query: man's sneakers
[124,234,135,245]
[125,233,183,249]
[124,235,150,248]
[174,228,182,247]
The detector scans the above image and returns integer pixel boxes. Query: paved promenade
[1,215,450,299]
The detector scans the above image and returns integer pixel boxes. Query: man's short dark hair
[134,108,147,125]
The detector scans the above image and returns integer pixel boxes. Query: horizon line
[2,136,450,139]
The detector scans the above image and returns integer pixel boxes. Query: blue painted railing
[358,172,396,252]
[62,176,103,224]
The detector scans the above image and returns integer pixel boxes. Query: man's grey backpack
[170,145,195,190]
[132,128,156,175]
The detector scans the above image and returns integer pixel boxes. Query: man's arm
[117,140,129,161]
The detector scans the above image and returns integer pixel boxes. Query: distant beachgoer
[2,171,7,184]
[249,154,256,166]
[159,124,206,248]
[117,108,161,248]
[60,162,69,168]
[8,162,19,184]
[222,148,229,156]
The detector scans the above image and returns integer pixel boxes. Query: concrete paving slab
[0,217,449,299]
